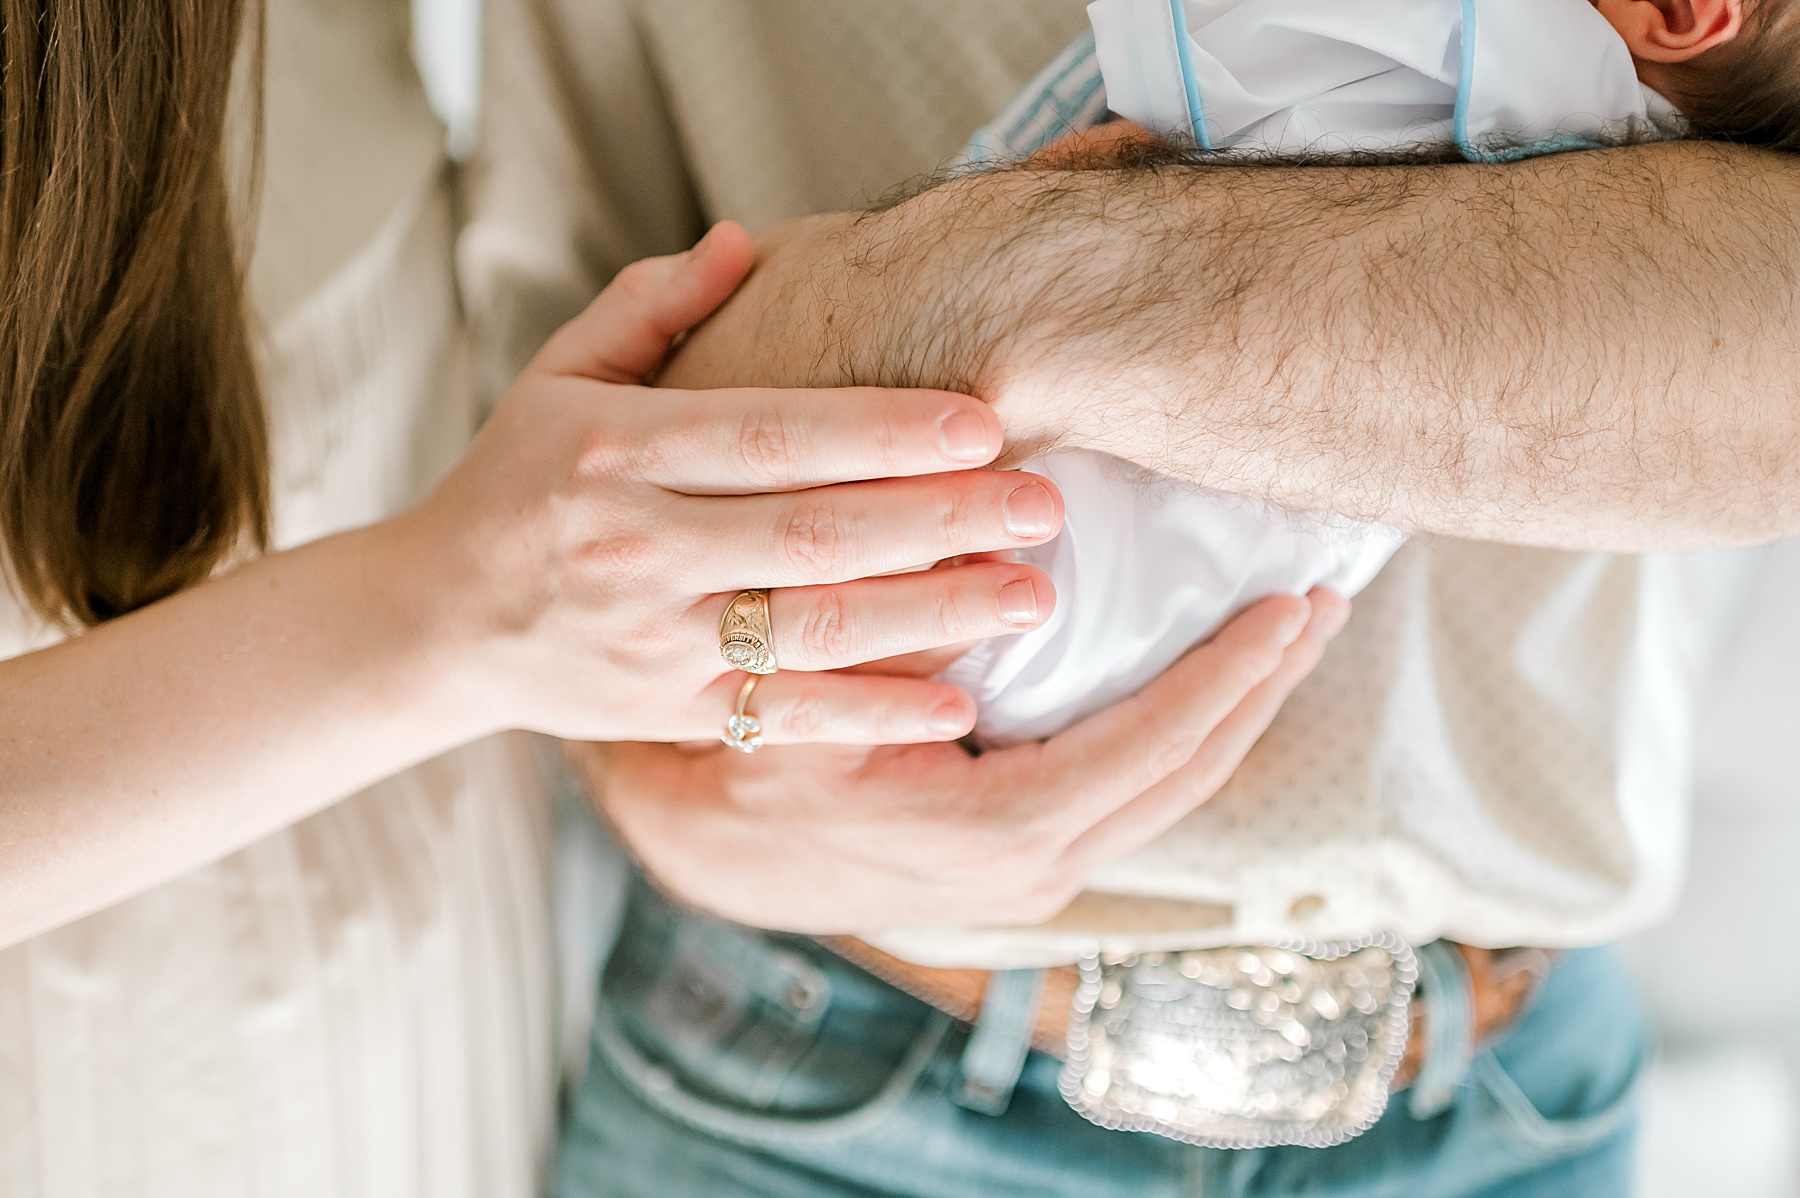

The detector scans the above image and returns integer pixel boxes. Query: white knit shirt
[949,0,1682,748]
[874,0,1722,967]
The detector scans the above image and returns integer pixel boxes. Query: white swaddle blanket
[948,459,1406,745]
[950,0,1678,748]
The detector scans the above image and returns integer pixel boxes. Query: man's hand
[664,141,1800,552]
[572,590,1349,932]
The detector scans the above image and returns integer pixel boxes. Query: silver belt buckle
[1060,934,1418,1148]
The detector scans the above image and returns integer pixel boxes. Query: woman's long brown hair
[0,0,267,628]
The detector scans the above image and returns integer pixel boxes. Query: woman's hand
[574,589,1349,931]
[0,222,1062,946]
[394,222,1063,745]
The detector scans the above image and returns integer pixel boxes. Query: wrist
[335,512,508,742]
[829,177,1109,458]
[657,212,865,391]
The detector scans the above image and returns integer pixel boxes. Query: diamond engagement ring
[718,589,778,674]
[721,673,765,753]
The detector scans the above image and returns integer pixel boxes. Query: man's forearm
[673,141,1800,551]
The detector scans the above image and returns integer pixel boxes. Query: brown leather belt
[822,937,1552,1088]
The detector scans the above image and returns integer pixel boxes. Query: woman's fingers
[754,562,1053,671]
[682,471,1063,591]
[1057,590,1350,871]
[836,643,977,680]
[1010,593,1319,835]
[532,221,757,384]
[631,385,1005,493]
[694,669,977,745]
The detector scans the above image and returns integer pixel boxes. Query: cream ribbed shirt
[0,2,556,1194]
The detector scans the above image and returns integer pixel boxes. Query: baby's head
[1596,0,1800,149]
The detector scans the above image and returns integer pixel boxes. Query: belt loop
[1408,940,1476,1120]
[954,969,1046,1116]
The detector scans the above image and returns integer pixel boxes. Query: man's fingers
[681,470,1063,590]
[750,562,1053,672]
[533,222,757,384]
[631,386,1004,493]
[695,670,978,745]
[1057,590,1350,872]
[1013,594,1317,835]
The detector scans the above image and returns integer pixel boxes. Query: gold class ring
[721,673,765,753]
[718,589,778,674]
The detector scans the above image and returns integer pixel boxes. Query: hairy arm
[665,140,1800,551]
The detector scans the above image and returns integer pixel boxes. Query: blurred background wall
[408,5,1800,1191]
[1625,541,1800,1198]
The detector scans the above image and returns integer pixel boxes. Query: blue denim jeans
[557,880,1645,1197]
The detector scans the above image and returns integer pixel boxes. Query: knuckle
[737,411,799,488]
[1235,637,1289,682]
[1138,736,1195,784]
[937,488,977,551]
[932,580,976,639]
[796,587,856,662]
[871,695,930,743]
[781,501,848,577]
[572,426,636,481]
[611,257,659,303]
[579,531,660,581]
[631,421,681,478]
[871,410,903,467]
[780,694,828,739]
[872,694,953,746]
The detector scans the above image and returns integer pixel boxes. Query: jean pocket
[591,887,953,1149]
[1472,1047,1640,1159]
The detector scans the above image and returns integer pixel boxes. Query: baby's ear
[1598,0,1743,63]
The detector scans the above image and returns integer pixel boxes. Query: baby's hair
[1664,0,1800,151]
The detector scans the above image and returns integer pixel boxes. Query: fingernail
[929,701,972,737]
[1003,482,1057,539]
[998,579,1040,625]
[938,410,995,463]
[1277,605,1311,646]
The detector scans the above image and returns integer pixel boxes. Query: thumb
[531,221,757,384]
[1020,592,1318,818]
